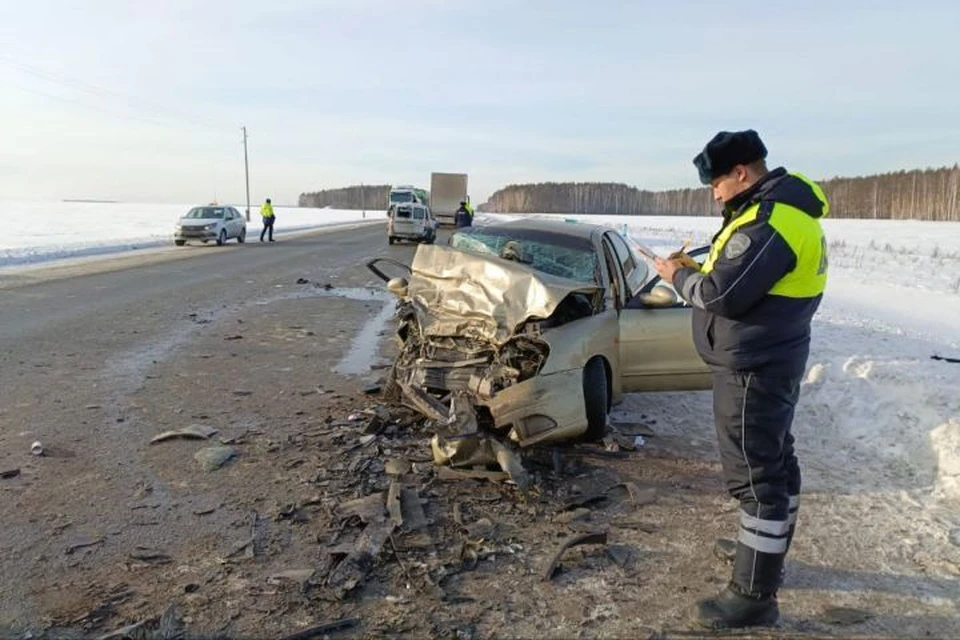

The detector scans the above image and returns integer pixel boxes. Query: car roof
[481,217,612,241]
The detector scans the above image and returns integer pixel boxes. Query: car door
[413,205,426,236]
[614,234,711,392]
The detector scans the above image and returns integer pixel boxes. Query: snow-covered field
[1,201,381,267]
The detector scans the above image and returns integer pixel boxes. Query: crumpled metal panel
[407,244,601,346]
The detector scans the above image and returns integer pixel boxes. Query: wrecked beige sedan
[368,219,711,479]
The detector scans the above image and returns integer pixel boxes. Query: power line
[0,54,221,131]
[9,83,184,131]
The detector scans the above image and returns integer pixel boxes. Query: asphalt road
[0,221,434,630]
[0,222,404,341]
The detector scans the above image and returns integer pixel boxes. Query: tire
[582,357,609,441]
[388,236,395,245]
[216,229,227,246]
[174,240,185,246]
[237,228,246,243]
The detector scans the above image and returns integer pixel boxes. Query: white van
[388,203,437,245]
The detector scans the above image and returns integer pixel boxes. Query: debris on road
[269,569,316,591]
[610,421,657,437]
[931,354,960,364]
[436,467,509,483]
[65,536,105,555]
[150,424,218,444]
[822,606,873,625]
[194,445,237,472]
[278,617,359,640]
[224,334,244,341]
[327,490,398,599]
[1,468,21,479]
[384,457,411,476]
[542,531,609,581]
[606,544,634,569]
[31,441,44,456]
[128,548,172,565]
[556,508,591,524]
[610,481,658,508]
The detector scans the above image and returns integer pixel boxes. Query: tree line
[479,165,960,220]
[298,185,391,210]
[298,165,960,221]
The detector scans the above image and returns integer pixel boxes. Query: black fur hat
[693,130,768,185]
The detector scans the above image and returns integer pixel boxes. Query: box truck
[429,172,469,226]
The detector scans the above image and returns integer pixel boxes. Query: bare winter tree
[298,185,391,210]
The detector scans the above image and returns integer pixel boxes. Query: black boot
[697,582,779,629]
[715,536,787,585]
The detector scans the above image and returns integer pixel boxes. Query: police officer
[655,130,828,629]
[260,198,276,242]
[454,201,472,228]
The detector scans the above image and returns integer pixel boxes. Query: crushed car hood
[406,244,601,346]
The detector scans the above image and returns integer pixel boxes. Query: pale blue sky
[2,0,959,205]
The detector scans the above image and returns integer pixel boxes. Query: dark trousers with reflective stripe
[713,369,802,596]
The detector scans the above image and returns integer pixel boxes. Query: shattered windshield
[450,227,599,284]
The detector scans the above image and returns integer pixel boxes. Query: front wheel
[237,228,246,243]
[388,236,395,245]
[216,229,227,246]
[582,357,609,441]
[174,240,186,246]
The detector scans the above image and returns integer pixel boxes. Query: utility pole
[242,126,251,222]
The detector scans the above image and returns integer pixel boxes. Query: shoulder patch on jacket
[724,232,752,259]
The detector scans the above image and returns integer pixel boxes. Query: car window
[414,208,424,220]
[185,207,225,219]
[600,237,626,309]
[608,232,648,296]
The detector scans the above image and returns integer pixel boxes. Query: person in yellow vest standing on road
[260,198,276,242]
[655,130,829,630]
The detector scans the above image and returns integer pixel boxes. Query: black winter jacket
[672,168,828,377]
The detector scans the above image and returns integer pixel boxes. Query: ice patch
[930,419,960,500]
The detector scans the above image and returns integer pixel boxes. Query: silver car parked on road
[174,206,247,246]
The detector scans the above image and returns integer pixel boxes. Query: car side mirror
[387,277,409,297]
[634,285,678,308]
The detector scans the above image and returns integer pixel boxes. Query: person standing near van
[454,201,472,228]
[260,198,276,242]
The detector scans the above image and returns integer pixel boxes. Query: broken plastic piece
[542,531,608,581]
[150,424,218,444]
